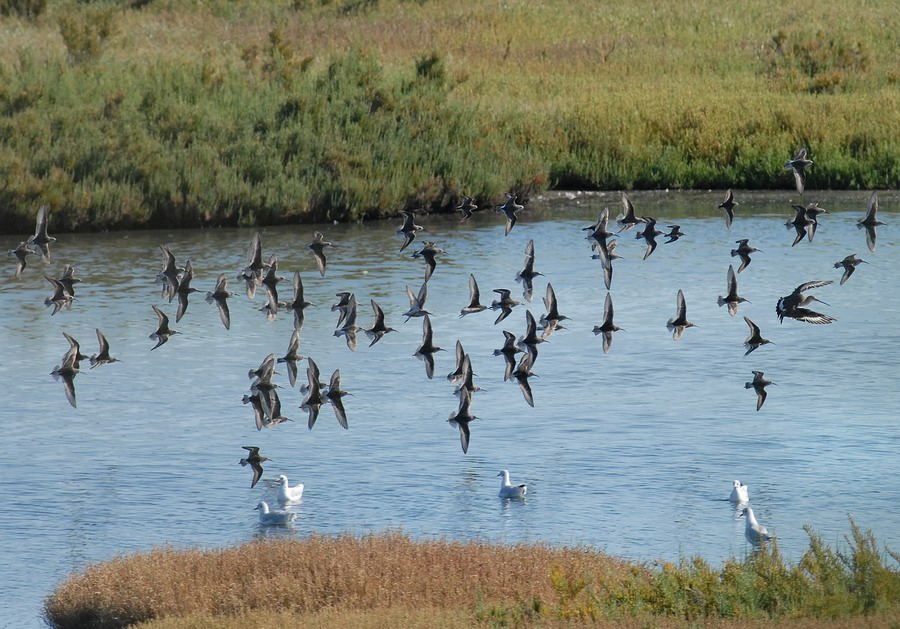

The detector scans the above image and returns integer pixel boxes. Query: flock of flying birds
[6,146,889,527]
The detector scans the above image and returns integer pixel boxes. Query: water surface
[1,190,898,627]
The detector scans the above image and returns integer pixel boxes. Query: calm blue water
[1,190,898,627]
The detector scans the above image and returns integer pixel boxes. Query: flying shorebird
[44,276,73,315]
[276,329,303,387]
[666,289,695,341]
[785,204,815,246]
[718,189,738,230]
[260,253,285,311]
[740,507,775,545]
[745,371,774,411]
[731,239,760,273]
[249,353,277,385]
[27,204,56,262]
[403,282,430,321]
[784,147,813,194]
[242,392,267,431]
[460,273,487,317]
[413,314,443,379]
[205,273,234,330]
[515,239,543,301]
[663,224,684,243]
[396,210,424,252]
[496,193,524,236]
[239,446,269,488]
[61,332,87,368]
[498,470,527,499]
[364,299,395,347]
[857,191,884,253]
[455,196,478,222]
[325,369,349,429]
[802,202,828,241]
[834,253,868,285]
[57,265,81,297]
[332,291,353,328]
[156,244,183,302]
[236,237,262,300]
[412,241,445,282]
[493,330,523,381]
[51,346,79,408]
[301,358,327,429]
[517,309,547,365]
[592,292,622,353]
[717,265,748,317]
[447,340,468,384]
[149,305,178,350]
[174,260,198,322]
[453,353,480,400]
[307,231,332,276]
[490,288,521,325]
[89,328,119,368]
[584,207,616,289]
[263,389,290,428]
[333,293,361,351]
[9,241,34,277]
[616,192,643,232]
[635,216,663,260]
[448,391,477,454]
[540,282,567,329]
[287,271,312,330]
[742,316,772,356]
[776,280,834,324]
[512,352,537,407]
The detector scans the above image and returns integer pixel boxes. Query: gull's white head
[254,500,269,512]
[276,475,288,485]
[732,480,743,488]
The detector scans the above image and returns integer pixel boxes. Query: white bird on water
[729,480,749,505]
[255,500,296,526]
[274,474,304,505]
[740,507,774,545]
[498,470,527,499]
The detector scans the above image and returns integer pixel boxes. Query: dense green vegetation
[1,1,898,232]
[44,519,900,628]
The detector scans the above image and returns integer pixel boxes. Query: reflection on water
[1,190,899,627]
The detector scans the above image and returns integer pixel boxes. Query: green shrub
[762,28,869,93]
[0,0,46,19]
[57,4,119,65]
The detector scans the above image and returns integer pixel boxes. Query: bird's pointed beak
[812,297,830,306]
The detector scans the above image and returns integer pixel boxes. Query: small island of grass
[44,519,900,628]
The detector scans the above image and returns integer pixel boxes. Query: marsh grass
[1,1,899,231]
[44,520,900,629]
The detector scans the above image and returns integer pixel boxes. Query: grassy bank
[1,1,899,232]
[44,520,900,629]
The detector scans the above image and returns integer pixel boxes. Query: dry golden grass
[44,531,640,628]
[134,608,900,629]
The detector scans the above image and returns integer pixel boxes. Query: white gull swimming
[255,500,296,526]
[498,470,527,499]
[274,474,304,505]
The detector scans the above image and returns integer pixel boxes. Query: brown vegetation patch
[44,531,638,628]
